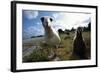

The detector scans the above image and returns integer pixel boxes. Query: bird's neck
[45,27,53,38]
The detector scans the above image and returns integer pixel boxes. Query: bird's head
[75,27,83,39]
[41,16,53,29]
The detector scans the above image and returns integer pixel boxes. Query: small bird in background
[41,16,61,60]
[73,27,88,59]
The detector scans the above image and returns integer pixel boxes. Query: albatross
[23,16,61,60]
[41,16,61,60]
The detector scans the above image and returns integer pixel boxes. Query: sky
[22,10,91,39]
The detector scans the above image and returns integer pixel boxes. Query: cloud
[24,11,38,19]
[52,20,66,31]
[23,25,44,39]
[52,12,91,30]
[82,17,91,23]
[28,26,43,35]
[52,13,59,19]
[36,22,41,25]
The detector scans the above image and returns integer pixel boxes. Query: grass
[23,31,91,62]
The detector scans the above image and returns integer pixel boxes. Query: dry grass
[23,31,91,62]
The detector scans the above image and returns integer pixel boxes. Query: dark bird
[73,27,88,59]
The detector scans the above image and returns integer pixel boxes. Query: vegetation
[23,30,91,62]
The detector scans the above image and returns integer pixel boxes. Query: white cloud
[24,11,38,19]
[53,13,59,19]
[52,13,91,30]
[28,26,44,36]
[23,25,44,39]
[36,22,40,25]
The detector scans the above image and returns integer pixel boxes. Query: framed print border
[11,1,98,72]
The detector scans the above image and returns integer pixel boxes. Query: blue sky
[22,10,91,39]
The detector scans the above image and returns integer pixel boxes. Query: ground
[23,31,91,62]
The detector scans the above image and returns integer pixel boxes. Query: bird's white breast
[45,27,61,45]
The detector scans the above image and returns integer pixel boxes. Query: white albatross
[41,16,61,60]
[41,16,61,47]
[23,16,61,60]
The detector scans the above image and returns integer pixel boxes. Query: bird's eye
[50,18,53,22]
[41,17,44,22]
